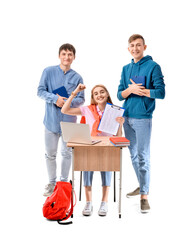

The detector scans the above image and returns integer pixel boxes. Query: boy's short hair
[128,34,145,45]
[59,43,76,56]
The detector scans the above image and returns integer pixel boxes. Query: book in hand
[52,86,69,98]
[131,76,146,87]
[109,137,130,147]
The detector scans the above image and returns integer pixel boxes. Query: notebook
[109,137,130,147]
[52,86,69,98]
[131,76,146,87]
[60,122,101,145]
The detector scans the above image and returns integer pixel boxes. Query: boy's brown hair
[59,43,76,56]
[128,34,145,45]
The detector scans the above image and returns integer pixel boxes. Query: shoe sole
[126,194,139,198]
[82,212,93,216]
[141,209,150,214]
[98,212,107,217]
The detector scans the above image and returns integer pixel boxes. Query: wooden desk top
[67,136,114,147]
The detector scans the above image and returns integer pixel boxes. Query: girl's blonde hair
[90,84,113,105]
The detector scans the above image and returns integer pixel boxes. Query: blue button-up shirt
[37,65,85,133]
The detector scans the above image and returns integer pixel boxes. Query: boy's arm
[117,68,145,99]
[123,79,145,97]
[142,65,165,99]
[117,68,127,101]
[37,69,59,104]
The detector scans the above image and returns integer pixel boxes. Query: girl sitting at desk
[61,83,124,217]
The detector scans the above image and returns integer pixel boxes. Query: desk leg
[119,148,122,218]
[71,147,74,218]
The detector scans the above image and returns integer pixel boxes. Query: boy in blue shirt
[117,34,165,213]
[38,43,85,196]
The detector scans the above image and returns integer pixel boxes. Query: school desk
[67,136,125,218]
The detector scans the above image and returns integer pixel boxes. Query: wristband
[71,91,77,97]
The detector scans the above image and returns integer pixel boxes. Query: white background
[1,0,193,239]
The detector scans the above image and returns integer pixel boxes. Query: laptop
[60,122,101,145]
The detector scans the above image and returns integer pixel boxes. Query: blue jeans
[84,171,112,186]
[123,118,152,195]
[44,128,72,184]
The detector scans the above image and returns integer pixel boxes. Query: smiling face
[90,84,113,105]
[128,38,147,63]
[92,86,109,105]
[59,49,75,70]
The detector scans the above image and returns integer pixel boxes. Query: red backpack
[43,181,76,225]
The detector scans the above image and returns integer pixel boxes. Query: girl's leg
[100,171,112,202]
[85,186,92,201]
[82,171,94,216]
[102,186,110,202]
[99,171,112,216]
[83,171,94,200]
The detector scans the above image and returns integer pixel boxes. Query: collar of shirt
[57,65,72,75]
[96,105,104,116]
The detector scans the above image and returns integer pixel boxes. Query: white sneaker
[98,202,108,216]
[82,202,93,216]
[43,183,55,197]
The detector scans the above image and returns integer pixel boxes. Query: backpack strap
[57,183,76,225]
[57,195,73,225]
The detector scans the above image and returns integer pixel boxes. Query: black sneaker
[140,199,150,213]
[126,187,140,198]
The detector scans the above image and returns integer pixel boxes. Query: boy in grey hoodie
[117,34,165,213]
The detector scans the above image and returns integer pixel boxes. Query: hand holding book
[52,86,68,108]
[56,94,67,108]
[129,77,150,97]
[129,78,145,96]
